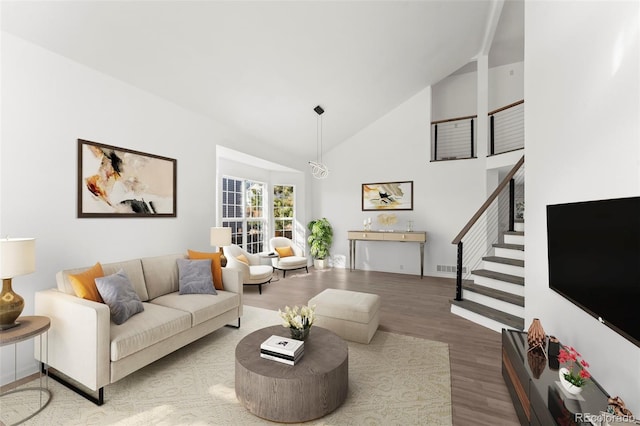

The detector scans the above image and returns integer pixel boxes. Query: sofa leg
[226,318,241,329]
[305,266,309,273]
[258,284,262,295]
[42,363,104,405]
[283,270,286,278]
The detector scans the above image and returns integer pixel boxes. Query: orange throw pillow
[275,246,294,258]
[236,254,249,265]
[69,262,105,303]
[187,250,224,290]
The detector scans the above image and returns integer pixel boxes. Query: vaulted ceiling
[1,1,523,160]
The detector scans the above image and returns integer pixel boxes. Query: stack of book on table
[260,335,304,365]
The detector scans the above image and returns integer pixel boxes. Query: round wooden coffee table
[235,325,348,423]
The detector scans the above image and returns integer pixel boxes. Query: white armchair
[224,245,273,294]
[269,237,309,278]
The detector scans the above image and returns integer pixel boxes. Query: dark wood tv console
[502,329,610,425]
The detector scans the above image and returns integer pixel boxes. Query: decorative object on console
[557,345,590,395]
[362,181,413,211]
[279,304,316,341]
[548,335,560,370]
[307,218,333,269]
[377,213,398,230]
[527,318,547,356]
[308,105,329,179]
[210,227,232,268]
[77,139,177,218]
[527,348,547,379]
[0,238,36,330]
[363,217,372,231]
[607,396,634,418]
[558,368,584,395]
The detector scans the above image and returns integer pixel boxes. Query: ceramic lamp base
[0,278,24,330]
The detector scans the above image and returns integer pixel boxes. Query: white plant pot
[314,259,329,270]
[559,368,583,395]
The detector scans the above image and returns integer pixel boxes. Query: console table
[347,230,427,278]
[502,329,610,425]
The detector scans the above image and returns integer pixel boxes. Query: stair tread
[472,269,525,285]
[483,256,524,267]
[504,231,525,236]
[451,299,524,330]
[493,243,525,251]
[463,282,524,306]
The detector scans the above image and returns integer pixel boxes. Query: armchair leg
[258,284,262,295]
[283,270,286,278]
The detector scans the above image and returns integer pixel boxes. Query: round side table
[235,325,348,423]
[259,252,280,282]
[0,316,52,425]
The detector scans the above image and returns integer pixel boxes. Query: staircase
[449,156,526,333]
[450,220,525,332]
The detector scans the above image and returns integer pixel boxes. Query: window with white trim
[222,176,266,254]
[273,185,294,240]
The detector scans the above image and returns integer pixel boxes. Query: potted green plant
[307,217,333,269]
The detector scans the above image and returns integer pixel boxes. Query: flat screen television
[546,196,640,347]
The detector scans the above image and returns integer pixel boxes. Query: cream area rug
[2,306,452,425]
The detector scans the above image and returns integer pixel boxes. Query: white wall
[0,33,304,384]
[489,62,524,111]
[431,61,524,120]
[525,1,640,414]
[432,71,477,121]
[315,87,487,277]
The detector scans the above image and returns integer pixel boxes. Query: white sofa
[33,253,243,405]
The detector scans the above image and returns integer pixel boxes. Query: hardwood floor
[243,267,520,426]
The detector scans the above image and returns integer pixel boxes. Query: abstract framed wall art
[77,139,177,218]
[362,181,413,211]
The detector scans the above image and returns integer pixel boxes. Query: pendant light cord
[317,113,323,164]
[310,105,328,179]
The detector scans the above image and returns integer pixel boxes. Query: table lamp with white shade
[210,227,232,267]
[0,237,36,330]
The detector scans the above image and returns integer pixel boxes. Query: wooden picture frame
[77,139,177,218]
[362,181,413,211]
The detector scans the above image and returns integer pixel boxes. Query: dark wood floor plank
[243,267,519,425]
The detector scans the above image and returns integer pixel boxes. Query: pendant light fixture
[309,105,329,179]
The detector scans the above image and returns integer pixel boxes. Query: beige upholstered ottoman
[309,289,380,344]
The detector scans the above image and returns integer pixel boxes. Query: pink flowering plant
[558,346,591,387]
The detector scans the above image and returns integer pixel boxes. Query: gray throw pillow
[177,259,217,295]
[95,269,144,325]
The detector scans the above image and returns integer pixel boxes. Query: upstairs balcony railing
[489,100,524,156]
[431,100,524,161]
[431,115,477,161]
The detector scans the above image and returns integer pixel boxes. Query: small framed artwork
[362,181,413,211]
[77,139,177,218]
